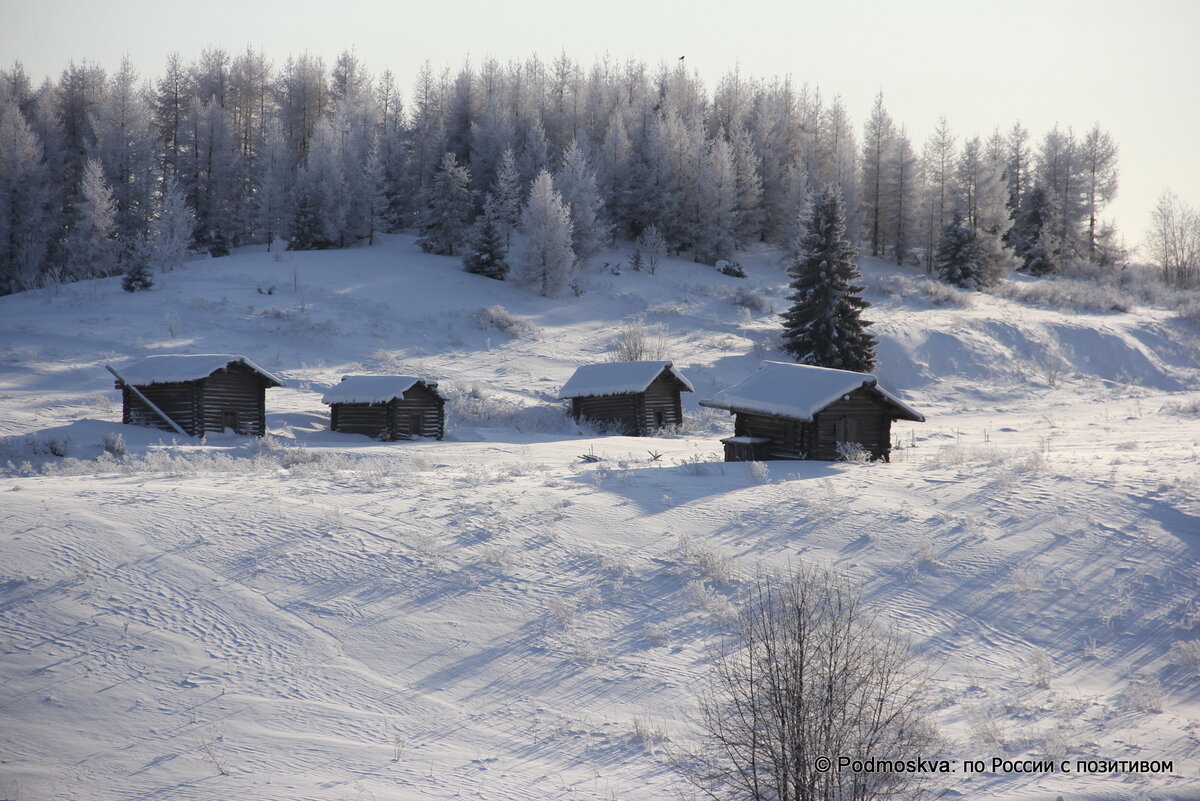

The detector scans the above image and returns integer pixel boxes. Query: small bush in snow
[675,453,725,476]
[631,716,671,748]
[729,285,772,314]
[472,305,540,338]
[835,441,872,462]
[607,317,671,362]
[1028,648,1054,688]
[1168,640,1200,672]
[101,432,125,457]
[1160,397,1200,416]
[1122,677,1164,713]
[747,461,770,484]
[642,622,670,647]
[546,597,576,629]
[716,259,746,278]
[674,534,737,584]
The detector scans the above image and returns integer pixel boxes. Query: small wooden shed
[322,375,446,441]
[111,354,284,437]
[558,361,693,436]
[699,361,924,461]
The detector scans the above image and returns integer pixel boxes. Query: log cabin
[111,354,284,437]
[558,361,693,436]
[699,361,924,461]
[322,375,445,441]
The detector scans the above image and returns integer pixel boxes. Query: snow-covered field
[1,236,1198,801]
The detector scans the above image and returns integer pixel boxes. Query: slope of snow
[0,236,1198,801]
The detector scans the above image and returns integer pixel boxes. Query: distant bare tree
[683,565,939,801]
[1149,190,1200,289]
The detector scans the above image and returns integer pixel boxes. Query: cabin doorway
[409,413,424,438]
[222,410,240,433]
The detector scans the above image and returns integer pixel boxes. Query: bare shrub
[836,441,872,462]
[729,285,772,314]
[1029,647,1054,688]
[685,565,939,801]
[101,431,125,457]
[608,317,671,362]
[472,305,541,338]
[1168,640,1200,672]
[1123,677,1164,713]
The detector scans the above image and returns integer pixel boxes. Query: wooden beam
[106,365,191,438]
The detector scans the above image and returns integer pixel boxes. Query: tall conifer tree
[780,187,875,372]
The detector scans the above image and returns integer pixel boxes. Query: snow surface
[113,353,285,387]
[700,359,926,422]
[557,360,694,399]
[321,375,441,405]
[1,235,1198,801]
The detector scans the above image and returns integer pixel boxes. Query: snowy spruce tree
[512,170,575,297]
[780,187,876,372]
[416,152,475,257]
[462,193,509,280]
[935,213,982,289]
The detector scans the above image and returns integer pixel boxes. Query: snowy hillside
[1,236,1198,801]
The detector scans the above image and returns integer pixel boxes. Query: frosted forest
[4,49,1196,298]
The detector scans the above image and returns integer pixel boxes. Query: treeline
[0,50,1126,296]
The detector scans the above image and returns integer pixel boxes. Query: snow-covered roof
[700,361,924,422]
[557,361,694,400]
[113,354,284,387]
[321,375,443,405]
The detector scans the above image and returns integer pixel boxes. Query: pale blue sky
[3,0,1197,249]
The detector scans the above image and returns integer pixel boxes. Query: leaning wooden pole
[106,364,190,438]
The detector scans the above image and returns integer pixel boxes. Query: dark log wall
[733,412,809,459]
[811,387,893,460]
[388,384,445,440]
[330,403,389,439]
[640,375,684,432]
[573,394,641,435]
[122,382,201,436]
[203,364,269,435]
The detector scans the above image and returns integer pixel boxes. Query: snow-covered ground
[1,236,1198,801]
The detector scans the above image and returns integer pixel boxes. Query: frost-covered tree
[860,93,896,258]
[1035,125,1085,264]
[0,93,51,292]
[290,118,349,249]
[512,170,575,297]
[416,151,475,256]
[887,127,918,265]
[554,139,609,261]
[93,56,155,266]
[780,186,875,372]
[955,137,1012,284]
[149,176,194,271]
[65,158,119,278]
[462,193,509,280]
[919,117,956,272]
[636,223,667,273]
[730,125,763,246]
[694,137,738,265]
[1149,190,1200,288]
[1079,124,1119,262]
[490,147,522,248]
